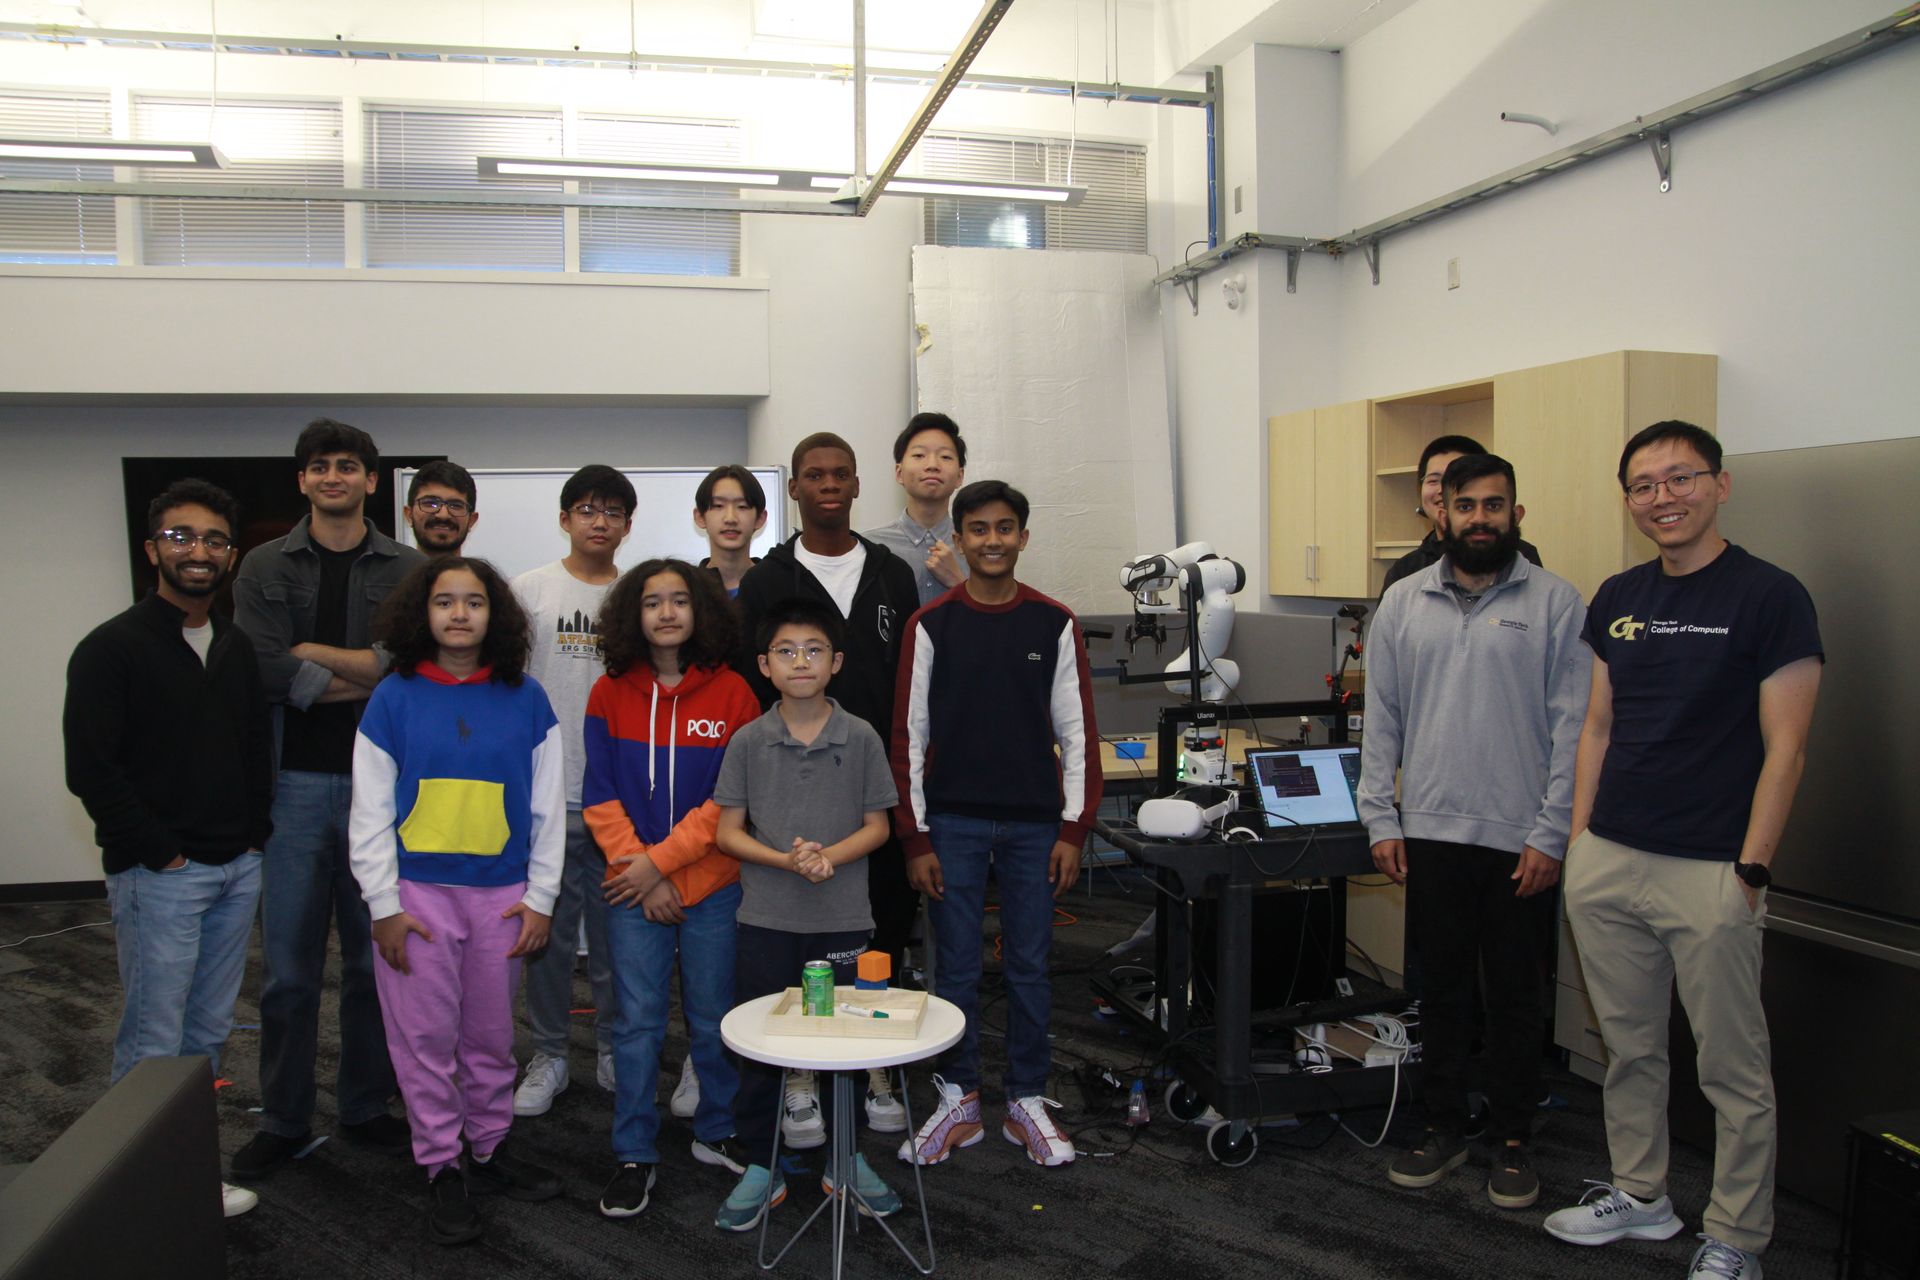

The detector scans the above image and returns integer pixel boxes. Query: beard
[1442,520,1522,576]
[157,556,222,598]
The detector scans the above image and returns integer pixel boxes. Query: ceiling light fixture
[0,137,227,167]
[477,155,820,190]
[814,173,1085,204]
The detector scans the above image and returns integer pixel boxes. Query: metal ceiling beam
[0,177,856,216]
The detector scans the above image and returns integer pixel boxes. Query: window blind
[0,89,116,264]
[916,132,1147,253]
[575,113,742,277]
[364,103,563,270]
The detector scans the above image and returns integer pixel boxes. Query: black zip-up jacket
[64,593,274,874]
[1379,529,1544,597]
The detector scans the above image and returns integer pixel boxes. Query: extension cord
[1364,1043,1407,1069]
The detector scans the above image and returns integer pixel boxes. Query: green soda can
[802,961,835,1017]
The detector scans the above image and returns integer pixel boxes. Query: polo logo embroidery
[456,716,473,744]
[684,718,727,740]
[1608,615,1647,640]
[1027,652,1043,661]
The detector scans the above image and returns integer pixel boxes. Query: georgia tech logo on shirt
[1608,615,1647,641]
[684,718,727,740]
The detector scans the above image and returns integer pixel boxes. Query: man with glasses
[403,460,480,556]
[65,478,272,1219]
[1546,421,1823,1280]
[511,464,636,1118]
[1381,434,1542,596]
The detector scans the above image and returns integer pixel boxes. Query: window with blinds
[576,114,742,276]
[915,132,1147,253]
[135,96,344,267]
[364,104,563,270]
[0,90,116,264]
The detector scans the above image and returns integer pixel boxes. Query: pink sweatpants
[372,880,526,1175]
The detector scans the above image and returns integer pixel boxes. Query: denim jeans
[106,853,262,1084]
[925,814,1060,1100]
[257,770,396,1136]
[604,879,741,1164]
[521,810,618,1058]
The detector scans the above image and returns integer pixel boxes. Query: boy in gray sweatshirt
[1357,453,1591,1212]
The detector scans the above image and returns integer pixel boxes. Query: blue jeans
[604,879,741,1163]
[106,854,262,1084]
[257,770,396,1136]
[926,814,1060,1099]
[521,810,618,1057]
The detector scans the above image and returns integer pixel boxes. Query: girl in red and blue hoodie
[583,557,761,1219]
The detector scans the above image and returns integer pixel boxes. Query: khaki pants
[1563,829,1774,1254]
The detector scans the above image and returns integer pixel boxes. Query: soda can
[802,961,835,1017]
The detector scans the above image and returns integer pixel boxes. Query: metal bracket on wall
[1647,130,1673,192]
[1360,241,1380,286]
[1286,249,1301,294]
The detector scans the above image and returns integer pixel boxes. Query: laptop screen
[1246,746,1363,828]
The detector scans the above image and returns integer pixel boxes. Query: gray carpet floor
[1,872,1842,1279]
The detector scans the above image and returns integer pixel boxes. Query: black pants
[733,923,870,1170]
[866,835,921,979]
[1405,838,1554,1143]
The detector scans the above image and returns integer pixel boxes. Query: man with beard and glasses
[65,479,273,1220]
[1358,452,1591,1212]
[403,461,480,556]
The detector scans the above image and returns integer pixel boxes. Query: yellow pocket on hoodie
[399,778,510,856]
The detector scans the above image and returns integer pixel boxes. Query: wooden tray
[763,986,928,1039]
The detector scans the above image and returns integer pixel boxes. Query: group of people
[1360,424,1821,1280]
[63,412,1101,1244]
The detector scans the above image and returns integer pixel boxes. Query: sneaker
[229,1130,311,1183]
[716,1165,787,1232]
[597,1049,616,1092]
[598,1162,655,1219]
[339,1113,412,1157]
[514,1052,570,1117]
[865,1068,907,1134]
[465,1139,562,1202]
[692,1135,747,1176]
[1003,1095,1075,1167]
[1487,1142,1540,1209]
[1544,1181,1685,1246]
[427,1166,482,1246]
[822,1153,902,1218]
[1388,1128,1468,1189]
[671,1057,701,1119]
[1687,1234,1764,1278]
[897,1075,983,1166]
[221,1181,258,1218]
[781,1071,826,1150]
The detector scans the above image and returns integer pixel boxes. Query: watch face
[1738,862,1770,889]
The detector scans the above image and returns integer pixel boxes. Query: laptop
[1244,745,1364,831]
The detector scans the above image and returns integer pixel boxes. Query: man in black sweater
[64,478,273,1219]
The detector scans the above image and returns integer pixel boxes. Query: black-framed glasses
[767,644,830,666]
[151,528,234,554]
[569,502,629,524]
[1625,469,1714,505]
[412,496,470,516]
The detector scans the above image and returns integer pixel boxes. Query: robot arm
[1120,542,1246,703]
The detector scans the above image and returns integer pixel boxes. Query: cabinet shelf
[1375,465,1418,477]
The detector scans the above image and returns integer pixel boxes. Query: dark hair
[695,464,766,514]
[1441,452,1517,500]
[892,413,967,467]
[1419,434,1488,478]
[1618,420,1722,489]
[755,596,846,654]
[559,464,637,514]
[791,432,856,476]
[408,460,478,509]
[294,417,379,471]
[377,557,530,685]
[147,477,240,539]
[951,479,1030,529]
[597,559,738,680]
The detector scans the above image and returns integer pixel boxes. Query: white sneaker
[781,1070,826,1150]
[865,1067,907,1133]
[597,1049,616,1092]
[671,1057,701,1119]
[513,1051,570,1117]
[1544,1181,1685,1246]
[1687,1235,1763,1278]
[221,1181,258,1218]
[1003,1095,1075,1167]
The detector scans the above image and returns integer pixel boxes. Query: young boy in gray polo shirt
[712,597,899,1232]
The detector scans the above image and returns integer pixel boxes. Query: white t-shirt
[793,540,868,619]
[512,560,616,809]
[183,622,213,666]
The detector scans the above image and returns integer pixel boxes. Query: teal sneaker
[822,1153,902,1218]
[715,1165,787,1233]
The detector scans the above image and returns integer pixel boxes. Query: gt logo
[1608,615,1647,640]
[685,718,727,739]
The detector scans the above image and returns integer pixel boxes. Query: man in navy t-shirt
[1543,421,1823,1280]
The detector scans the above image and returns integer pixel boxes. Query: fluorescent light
[478,155,818,189]
[815,174,1085,204]
[0,137,226,168]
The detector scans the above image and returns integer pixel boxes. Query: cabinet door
[1313,401,1372,597]
[1267,410,1317,595]
[1495,354,1627,602]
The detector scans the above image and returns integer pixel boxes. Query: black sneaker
[1487,1142,1540,1209]
[339,1113,413,1157]
[598,1162,656,1219]
[691,1136,747,1176]
[466,1139,563,1202]
[1387,1128,1468,1189]
[229,1130,310,1182]
[428,1166,483,1246]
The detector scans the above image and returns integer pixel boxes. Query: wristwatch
[1734,862,1771,890]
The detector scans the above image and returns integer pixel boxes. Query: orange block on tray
[856,951,891,989]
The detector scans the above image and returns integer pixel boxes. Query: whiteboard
[393,466,787,581]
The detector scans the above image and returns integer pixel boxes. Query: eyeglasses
[412,496,470,516]
[767,644,830,666]
[569,502,629,524]
[1625,469,1715,505]
[152,528,234,554]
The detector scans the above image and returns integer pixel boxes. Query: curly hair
[376,557,530,685]
[597,558,737,680]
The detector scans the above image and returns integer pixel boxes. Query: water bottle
[1126,1078,1151,1127]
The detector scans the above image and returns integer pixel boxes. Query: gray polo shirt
[863,509,966,608]
[713,699,897,933]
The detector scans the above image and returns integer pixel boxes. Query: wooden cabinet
[1266,400,1369,598]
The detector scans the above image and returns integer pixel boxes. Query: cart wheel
[1206,1120,1258,1168]
[1164,1080,1207,1124]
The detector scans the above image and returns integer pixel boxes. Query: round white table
[721,992,965,1279]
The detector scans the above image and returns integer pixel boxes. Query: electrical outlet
[1447,257,1461,290]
